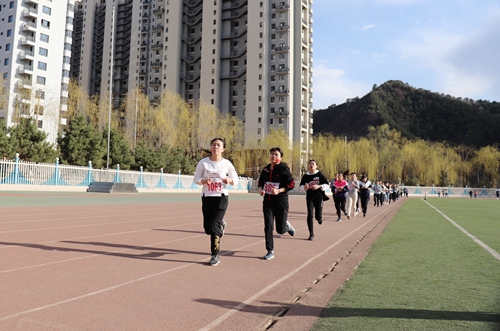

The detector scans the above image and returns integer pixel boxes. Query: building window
[40,34,50,43]
[39,48,48,57]
[41,20,50,29]
[37,120,43,129]
[38,62,47,71]
[37,76,46,85]
[9,1,14,9]
[258,117,261,123]
[5,43,10,51]
[8,15,13,23]
[258,128,261,134]
[4,58,9,66]
[42,6,52,15]
[7,30,12,37]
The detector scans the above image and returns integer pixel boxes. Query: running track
[0,192,403,331]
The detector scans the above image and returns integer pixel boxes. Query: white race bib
[264,182,279,194]
[207,177,226,192]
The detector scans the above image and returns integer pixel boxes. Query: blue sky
[312,0,500,109]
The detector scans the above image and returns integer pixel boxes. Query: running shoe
[209,255,220,266]
[286,221,295,236]
[317,219,323,225]
[264,251,274,260]
[308,235,314,241]
[337,217,342,222]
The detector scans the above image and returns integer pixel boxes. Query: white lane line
[0,223,260,274]
[198,203,399,331]
[0,204,398,325]
[423,199,500,261]
[0,237,264,323]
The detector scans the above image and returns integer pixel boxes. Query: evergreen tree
[58,115,107,168]
[133,142,164,172]
[104,127,135,170]
[9,117,57,162]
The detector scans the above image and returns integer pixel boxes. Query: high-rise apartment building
[0,0,75,143]
[72,0,313,158]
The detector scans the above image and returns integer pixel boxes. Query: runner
[193,138,239,266]
[346,172,359,219]
[258,147,296,260]
[299,159,330,240]
[358,175,373,217]
[331,172,349,222]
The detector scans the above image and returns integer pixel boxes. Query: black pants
[263,196,290,252]
[373,193,381,207]
[306,196,323,236]
[333,195,346,218]
[202,194,228,255]
[359,191,370,215]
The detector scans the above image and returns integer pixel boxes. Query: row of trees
[1,80,499,187]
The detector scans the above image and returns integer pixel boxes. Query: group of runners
[194,139,296,265]
[193,139,403,266]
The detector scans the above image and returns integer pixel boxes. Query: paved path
[0,192,403,330]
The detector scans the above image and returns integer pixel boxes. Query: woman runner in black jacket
[258,147,296,260]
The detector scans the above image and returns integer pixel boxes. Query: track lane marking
[423,199,500,261]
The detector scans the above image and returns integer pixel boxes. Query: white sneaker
[264,251,274,260]
[286,221,295,236]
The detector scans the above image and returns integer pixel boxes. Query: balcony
[22,22,37,32]
[152,24,163,31]
[276,67,289,73]
[275,46,290,53]
[20,36,36,46]
[221,6,248,20]
[149,80,161,86]
[18,64,34,75]
[26,0,39,3]
[275,24,290,32]
[153,7,164,14]
[150,61,162,67]
[273,89,289,95]
[151,43,163,49]
[22,8,38,18]
[276,4,290,11]
[19,51,35,61]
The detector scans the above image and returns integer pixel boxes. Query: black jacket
[258,162,295,199]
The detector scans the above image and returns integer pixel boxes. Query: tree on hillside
[9,117,57,162]
[58,115,106,168]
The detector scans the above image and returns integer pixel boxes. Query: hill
[313,80,500,147]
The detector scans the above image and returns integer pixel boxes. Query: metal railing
[0,156,252,192]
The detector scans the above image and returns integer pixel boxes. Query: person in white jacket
[193,138,239,266]
[346,172,359,219]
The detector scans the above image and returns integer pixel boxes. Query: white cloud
[360,24,378,31]
[312,63,371,109]
[391,9,500,101]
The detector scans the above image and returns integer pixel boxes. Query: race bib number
[264,182,279,194]
[207,178,225,192]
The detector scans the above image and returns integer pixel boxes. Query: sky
[312,0,500,109]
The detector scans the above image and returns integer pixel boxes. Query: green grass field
[312,198,500,331]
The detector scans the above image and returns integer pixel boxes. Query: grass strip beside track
[312,198,500,331]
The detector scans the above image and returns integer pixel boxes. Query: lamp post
[106,5,116,171]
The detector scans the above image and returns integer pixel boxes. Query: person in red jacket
[258,147,296,260]
[331,172,349,222]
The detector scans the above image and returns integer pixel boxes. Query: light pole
[106,5,115,171]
